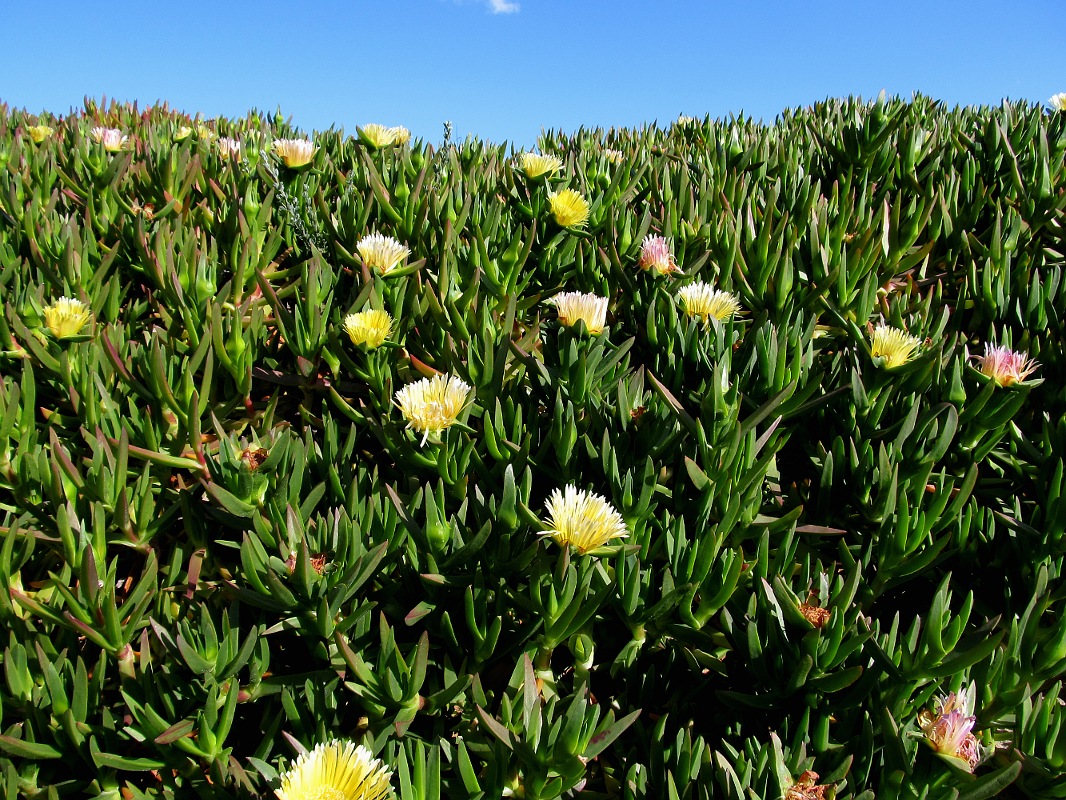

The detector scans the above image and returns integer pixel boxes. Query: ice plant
[217,137,242,158]
[785,771,831,800]
[26,125,54,143]
[273,138,316,168]
[603,148,624,163]
[918,689,985,772]
[276,740,393,800]
[869,324,922,368]
[358,124,399,149]
[973,343,1039,387]
[549,291,608,334]
[1050,93,1066,112]
[43,297,91,339]
[356,233,411,275]
[519,152,563,179]
[638,234,682,276]
[388,126,411,145]
[91,127,127,152]
[677,282,742,323]
[548,189,590,228]
[343,310,393,349]
[394,373,472,445]
[542,485,628,554]
[174,126,193,141]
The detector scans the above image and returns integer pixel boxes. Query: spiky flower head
[395,373,472,445]
[543,485,628,554]
[519,152,563,179]
[603,148,624,164]
[675,114,698,128]
[91,127,128,152]
[388,126,411,145]
[273,138,316,168]
[343,310,393,349]
[869,324,922,368]
[1050,93,1066,112]
[677,282,742,323]
[276,740,394,800]
[638,235,682,276]
[973,343,1039,387]
[43,297,92,339]
[549,291,608,334]
[26,125,54,143]
[918,689,985,773]
[358,124,400,149]
[196,124,216,140]
[218,137,242,158]
[548,189,590,228]
[356,233,411,276]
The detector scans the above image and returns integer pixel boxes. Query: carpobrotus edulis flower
[543,485,628,554]
[273,138,316,168]
[388,126,411,145]
[343,309,393,349]
[638,234,682,276]
[217,137,242,158]
[869,324,922,368]
[1050,93,1066,112]
[519,152,563,179]
[276,740,394,800]
[26,125,54,143]
[358,124,400,149]
[973,343,1039,387]
[677,282,742,323]
[918,689,985,773]
[395,373,472,445]
[356,232,411,276]
[43,297,92,339]
[603,148,624,164]
[784,771,831,800]
[548,189,590,228]
[90,127,127,152]
[549,291,608,334]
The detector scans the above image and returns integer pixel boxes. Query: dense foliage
[1,94,1065,799]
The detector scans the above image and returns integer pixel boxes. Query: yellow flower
[395,373,472,444]
[276,740,394,800]
[356,233,411,275]
[677,282,742,322]
[273,138,316,168]
[1050,93,1066,112]
[638,235,682,276]
[174,126,193,141]
[91,127,128,152]
[869,324,922,368]
[358,124,398,149]
[973,343,1039,387]
[388,126,411,145]
[519,152,563,179]
[343,310,393,349]
[548,189,590,228]
[543,485,628,554]
[549,291,608,334]
[917,689,985,773]
[26,125,54,143]
[603,148,624,164]
[43,297,92,339]
[196,124,216,140]
[217,137,242,158]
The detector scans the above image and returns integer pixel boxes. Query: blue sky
[4,1,1062,147]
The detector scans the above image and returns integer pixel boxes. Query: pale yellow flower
[358,124,398,149]
[196,124,216,140]
[273,138,316,168]
[543,485,628,554]
[677,282,742,323]
[343,310,393,349]
[91,127,128,152]
[549,291,608,334]
[548,189,590,228]
[276,740,394,800]
[1049,93,1066,112]
[603,148,624,164]
[174,126,193,141]
[519,152,563,179]
[869,324,922,368]
[388,126,411,145]
[675,114,698,128]
[638,235,682,276]
[217,137,242,158]
[918,689,985,773]
[43,297,92,339]
[973,343,1039,387]
[395,373,472,444]
[356,233,411,275]
[26,125,54,143]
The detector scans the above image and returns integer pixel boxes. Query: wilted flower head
[91,127,127,152]
[543,485,628,554]
[549,291,608,334]
[677,282,742,323]
[273,138,316,168]
[395,373,472,445]
[973,343,1039,387]
[356,232,411,275]
[638,234,682,276]
[26,125,54,143]
[869,324,922,368]
[918,689,985,772]
[548,188,590,228]
[343,309,393,349]
[784,771,831,800]
[217,137,242,158]
[358,124,400,149]
[519,152,563,179]
[1050,93,1066,112]
[276,740,394,800]
[43,297,92,339]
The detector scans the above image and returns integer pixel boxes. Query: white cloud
[488,0,520,12]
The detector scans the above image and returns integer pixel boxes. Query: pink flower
[638,235,681,276]
[973,344,1039,387]
[918,690,985,772]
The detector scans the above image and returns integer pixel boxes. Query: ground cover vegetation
[0,94,1064,799]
